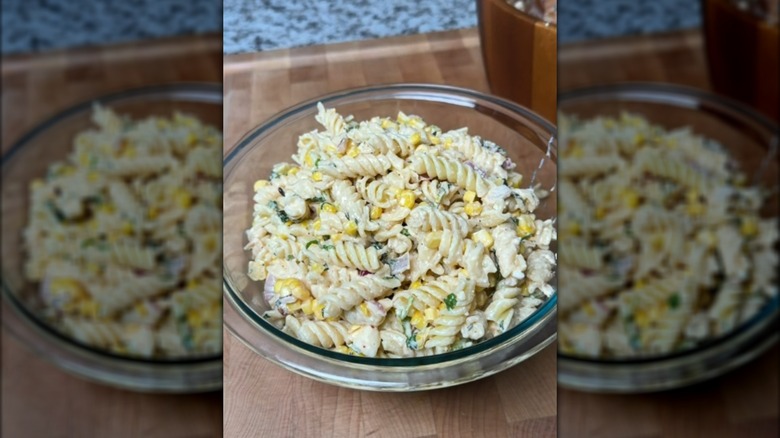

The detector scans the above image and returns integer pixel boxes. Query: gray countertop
[1,0,702,55]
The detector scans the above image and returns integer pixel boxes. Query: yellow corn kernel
[471,229,494,250]
[186,278,199,290]
[321,203,338,214]
[397,190,416,209]
[122,146,137,158]
[463,190,477,203]
[344,220,358,236]
[310,263,325,274]
[147,207,159,219]
[346,144,359,157]
[87,171,100,183]
[568,143,584,158]
[621,189,640,209]
[135,302,149,317]
[99,203,116,214]
[381,119,392,129]
[564,221,581,237]
[583,302,596,317]
[331,233,343,242]
[79,300,99,318]
[313,299,326,320]
[595,206,606,220]
[278,234,288,240]
[411,310,426,330]
[300,299,315,315]
[685,189,699,203]
[430,135,441,145]
[370,206,383,220]
[175,189,192,209]
[313,220,322,230]
[425,231,443,249]
[633,133,645,145]
[516,214,536,236]
[686,203,704,216]
[187,309,202,327]
[359,302,370,317]
[443,138,453,149]
[30,179,45,190]
[334,345,352,354]
[634,309,650,328]
[464,202,483,217]
[286,301,302,312]
[410,280,422,289]
[254,180,269,191]
[186,132,198,146]
[650,234,665,251]
[410,132,422,147]
[507,173,523,188]
[740,217,758,237]
[78,152,90,166]
[424,307,439,322]
[460,268,469,277]
[312,171,323,182]
[121,221,134,235]
[288,167,300,176]
[604,119,616,129]
[304,152,314,167]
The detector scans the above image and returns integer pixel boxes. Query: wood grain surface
[223,28,558,438]
[558,29,780,438]
[1,34,223,438]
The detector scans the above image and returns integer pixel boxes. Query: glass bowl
[223,84,558,391]
[557,83,779,393]
[1,84,223,392]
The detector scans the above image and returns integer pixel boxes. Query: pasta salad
[245,103,556,358]
[23,106,223,359]
[558,112,778,358]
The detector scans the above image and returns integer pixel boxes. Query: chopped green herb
[668,293,680,309]
[321,244,335,250]
[310,196,326,203]
[400,228,411,237]
[370,242,384,250]
[398,297,415,320]
[45,201,65,222]
[314,158,321,168]
[444,293,457,310]
[305,240,319,249]
[286,255,294,261]
[276,209,290,223]
[323,235,331,241]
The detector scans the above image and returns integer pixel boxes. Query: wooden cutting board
[1,34,223,438]
[558,29,779,438]
[223,28,558,438]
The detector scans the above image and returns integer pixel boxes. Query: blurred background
[2,1,222,437]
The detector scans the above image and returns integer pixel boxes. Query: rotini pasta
[558,112,778,358]
[24,106,223,358]
[246,103,556,357]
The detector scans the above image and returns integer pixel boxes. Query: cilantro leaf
[668,293,680,309]
[305,240,319,249]
[444,293,457,310]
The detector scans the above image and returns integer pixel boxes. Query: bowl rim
[1,82,224,369]
[557,81,780,365]
[223,82,558,367]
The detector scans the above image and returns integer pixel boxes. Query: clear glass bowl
[557,83,780,393]
[1,84,223,392]
[223,84,558,391]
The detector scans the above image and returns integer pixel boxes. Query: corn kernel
[594,206,606,220]
[424,307,439,322]
[332,233,343,242]
[685,189,699,203]
[507,173,523,188]
[187,309,202,327]
[310,263,325,274]
[286,301,302,312]
[564,221,581,237]
[186,278,199,290]
[175,189,192,209]
[346,145,359,158]
[345,220,358,236]
[651,234,665,251]
[516,214,536,236]
[411,310,426,330]
[122,146,136,158]
[621,189,640,209]
[410,132,422,146]
[288,167,300,176]
[740,217,758,237]
[313,299,326,320]
[370,206,383,220]
[121,221,134,235]
[334,345,352,354]
[686,203,704,216]
[304,152,314,167]
[381,119,392,129]
[425,231,443,248]
[463,191,477,203]
[633,133,645,145]
[444,138,453,148]
[147,207,159,219]
[471,229,494,250]
[80,300,99,318]
[312,171,323,182]
[87,171,100,183]
[583,302,596,317]
[99,203,116,214]
[359,302,370,316]
[430,136,441,145]
[568,143,584,158]
[634,309,650,328]
[254,180,269,191]
[321,203,338,213]
[464,202,482,217]
[397,190,416,209]
[313,220,322,230]
[410,280,422,289]
[460,268,469,277]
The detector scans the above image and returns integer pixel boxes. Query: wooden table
[223,28,558,438]
[558,29,780,438]
[1,34,223,438]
